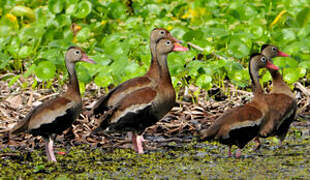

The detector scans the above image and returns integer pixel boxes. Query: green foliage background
[0,0,309,92]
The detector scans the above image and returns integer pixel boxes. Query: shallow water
[0,125,309,179]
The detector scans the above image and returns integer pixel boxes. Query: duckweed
[0,127,309,179]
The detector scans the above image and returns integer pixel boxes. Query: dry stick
[36,92,59,101]
[27,91,33,106]
[0,153,19,157]
[0,73,16,80]
[187,42,232,61]
[295,82,310,96]
[229,89,253,96]
[295,82,310,114]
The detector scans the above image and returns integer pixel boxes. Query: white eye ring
[272,47,277,52]
[165,40,171,46]
[160,31,165,35]
[261,57,266,62]
[75,50,80,55]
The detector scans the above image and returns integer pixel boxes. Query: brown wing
[97,87,157,133]
[200,102,264,148]
[92,76,152,115]
[259,93,297,137]
[10,96,74,135]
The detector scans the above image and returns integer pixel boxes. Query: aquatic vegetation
[0,126,309,178]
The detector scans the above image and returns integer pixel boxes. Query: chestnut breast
[148,80,175,120]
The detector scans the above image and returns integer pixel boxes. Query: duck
[90,31,188,153]
[253,45,297,150]
[198,53,279,158]
[3,46,95,162]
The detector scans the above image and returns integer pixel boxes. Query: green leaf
[0,52,11,69]
[8,75,20,87]
[282,29,296,42]
[48,0,64,14]
[284,70,299,84]
[195,74,212,90]
[35,6,56,27]
[296,67,306,78]
[108,2,127,19]
[91,54,112,66]
[76,27,91,42]
[19,46,32,58]
[183,29,204,41]
[296,7,310,27]
[74,1,92,19]
[19,26,45,42]
[11,6,35,20]
[299,61,310,70]
[76,64,91,83]
[55,14,72,28]
[261,71,272,83]
[79,82,85,95]
[228,40,250,58]
[55,176,70,180]
[35,61,56,81]
[7,37,20,58]
[94,71,113,88]
[33,165,45,173]
[38,48,63,65]
[23,64,37,78]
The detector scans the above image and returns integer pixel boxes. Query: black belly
[30,108,79,138]
[219,125,260,149]
[105,106,159,134]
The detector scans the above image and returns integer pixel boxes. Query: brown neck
[270,70,282,82]
[269,69,291,93]
[249,62,264,95]
[66,61,81,97]
[157,52,171,83]
[146,41,160,80]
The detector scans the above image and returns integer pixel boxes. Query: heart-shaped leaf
[35,61,56,81]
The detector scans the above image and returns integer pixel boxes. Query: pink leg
[45,140,51,161]
[131,133,144,154]
[139,135,145,142]
[45,137,57,162]
[235,148,241,158]
[228,146,232,157]
[136,135,144,154]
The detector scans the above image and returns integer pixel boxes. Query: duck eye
[272,47,277,52]
[261,57,266,62]
[75,50,80,55]
[160,31,165,35]
[165,40,171,46]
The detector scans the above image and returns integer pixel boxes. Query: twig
[295,82,310,97]
[176,100,191,106]
[37,93,59,101]
[229,89,253,96]
[0,73,16,80]
[294,82,310,114]
[0,153,19,157]
[187,42,231,61]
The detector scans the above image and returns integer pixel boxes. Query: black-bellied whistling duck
[91,28,179,116]
[5,47,95,162]
[199,53,279,158]
[91,33,188,154]
[253,45,297,150]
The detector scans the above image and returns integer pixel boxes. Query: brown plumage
[199,53,279,158]
[253,45,297,150]
[91,29,188,153]
[6,46,95,162]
